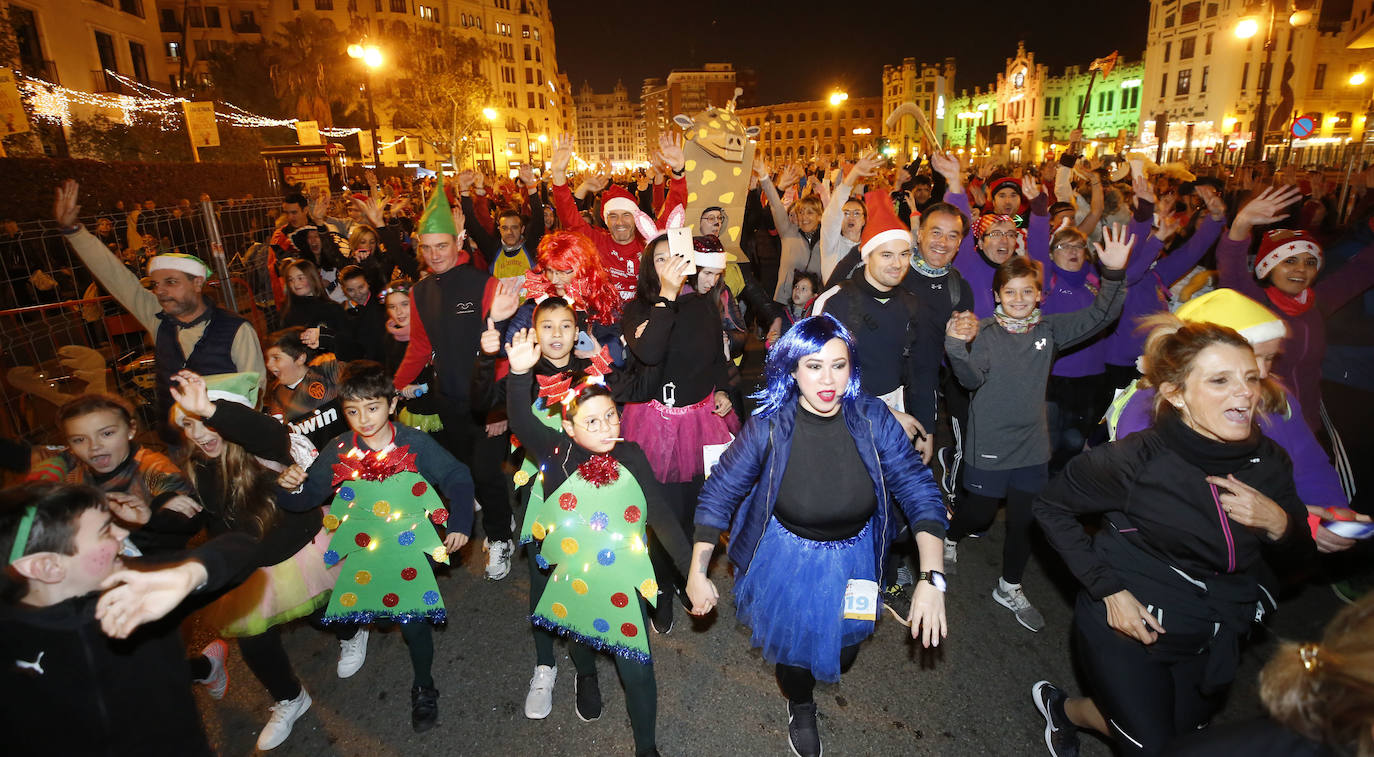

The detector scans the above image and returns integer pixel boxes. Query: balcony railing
[91,69,131,95]
[20,59,58,84]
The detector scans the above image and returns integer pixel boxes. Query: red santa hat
[1254,229,1323,280]
[859,190,911,259]
[600,185,640,224]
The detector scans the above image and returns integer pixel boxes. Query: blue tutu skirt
[734,517,877,682]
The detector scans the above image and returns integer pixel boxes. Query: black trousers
[437,401,514,541]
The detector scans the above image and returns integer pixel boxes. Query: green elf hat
[417,171,460,236]
[148,252,211,279]
[172,372,262,425]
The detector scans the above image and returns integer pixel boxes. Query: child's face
[342,396,398,441]
[561,395,620,454]
[178,413,225,458]
[265,347,309,385]
[995,275,1041,319]
[791,279,814,306]
[64,409,134,475]
[696,267,723,294]
[64,507,129,596]
[535,307,577,363]
[385,292,410,325]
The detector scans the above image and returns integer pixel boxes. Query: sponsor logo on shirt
[290,406,339,436]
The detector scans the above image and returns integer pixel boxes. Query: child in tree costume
[504,326,691,757]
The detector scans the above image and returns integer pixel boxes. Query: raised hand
[1154,211,1182,242]
[96,560,210,639]
[777,163,802,191]
[456,169,476,191]
[658,131,686,173]
[106,492,152,526]
[308,191,330,224]
[753,156,772,183]
[1020,174,1043,202]
[351,194,384,228]
[169,370,216,419]
[929,151,962,189]
[550,133,575,184]
[518,163,536,190]
[1132,170,1156,206]
[846,149,882,185]
[488,278,521,322]
[1093,222,1135,271]
[54,179,82,228]
[505,328,541,374]
[1230,184,1304,240]
[657,253,693,299]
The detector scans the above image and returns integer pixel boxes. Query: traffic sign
[1291,116,1316,139]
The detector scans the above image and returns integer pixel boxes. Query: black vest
[412,265,490,410]
[154,306,246,417]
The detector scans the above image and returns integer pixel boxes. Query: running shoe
[524,665,556,719]
[1032,680,1080,757]
[575,673,602,722]
[786,700,822,757]
[257,687,312,750]
[411,684,440,732]
[994,583,1046,632]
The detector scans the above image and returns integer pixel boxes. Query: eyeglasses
[983,230,1018,240]
[1053,243,1088,252]
[575,410,621,434]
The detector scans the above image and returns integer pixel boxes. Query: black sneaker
[574,674,602,722]
[650,596,675,635]
[881,583,912,627]
[1031,680,1079,757]
[786,701,822,757]
[410,684,439,733]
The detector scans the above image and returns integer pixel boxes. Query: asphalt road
[194,515,1344,757]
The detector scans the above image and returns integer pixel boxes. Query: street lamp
[828,90,848,157]
[1351,71,1367,86]
[482,107,498,173]
[347,42,383,168]
[1234,5,1310,164]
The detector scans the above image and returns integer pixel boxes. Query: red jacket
[551,178,687,301]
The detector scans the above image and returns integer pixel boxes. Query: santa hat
[859,190,911,259]
[1175,289,1287,346]
[600,185,640,224]
[602,185,687,242]
[1254,229,1323,281]
[203,371,261,408]
[148,252,210,279]
[418,171,461,237]
[692,234,737,270]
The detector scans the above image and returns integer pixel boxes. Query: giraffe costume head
[673,88,759,269]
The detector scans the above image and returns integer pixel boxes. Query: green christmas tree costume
[511,395,563,513]
[520,457,658,663]
[320,445,451,624]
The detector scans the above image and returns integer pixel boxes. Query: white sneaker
[256,687,312,751]
[336,627,369,678]
[196,639,229,699]
[485,538,515,580]
[524,664,557,719]
[944,538,958,574]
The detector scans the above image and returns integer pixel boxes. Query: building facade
[7,0,169,96]
[574,79,642,168]
[1141,0,1374,165]
[881,57,957,162]
[641,63,753,150]
[736,96,884,165]
[946,42,1144,164]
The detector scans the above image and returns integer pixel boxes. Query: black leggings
[776,643,862,704]
[947,489,1037,584]
[1072,593,1223,756]
[237,627,303,702]
[437,407,515,541]
[527,541,559,667]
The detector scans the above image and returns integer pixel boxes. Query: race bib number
[842,578,879,621]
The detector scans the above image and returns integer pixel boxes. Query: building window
[1241,62,1249,91]
[1181,2,1200,24]
[1205,33,1213,55]
[1314,63,1327,90]
[391,0,406,10]
[525,68,533,84]
[1165,13,1175,27]
[1206,2,1218,17]
[522,24,530,38]
[1164,41,1171,63]
[1127,87,1139,109]
[1180,37,1195,59]
[166,41,181,58]
[1201,66,1209,93]
[315,0,334,9]
[1176,69,1191,96]
[119,0,144,18]
[187,6,204,26]
[129,41,148,81]
[1160,72,1168,98]
[527,91,536,108]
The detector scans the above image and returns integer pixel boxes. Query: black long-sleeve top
[774,406,877,540]
[505,370,692,576]
[471,351,655,417]
[281,294,358,359]
[621,293,732,408]
[140,400,323,568]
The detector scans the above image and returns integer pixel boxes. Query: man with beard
[548,133,687,301]
[53,180,264,439]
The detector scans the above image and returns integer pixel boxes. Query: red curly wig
[536,231,621,324]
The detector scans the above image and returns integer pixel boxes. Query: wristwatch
[918,570,947,593]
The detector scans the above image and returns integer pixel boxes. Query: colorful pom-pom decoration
[372,501,391,517]
[411,481,428,496]
[323,549,341,566]
[551,602,568,619]
[597,548,616,566]
[382,593,399,608]
[353,570,372,585]
[611,592,629,608]
[558,492,577,511]
[589,511,609,531]
[431,546,449,563]
[401,567,418,581]
[398,530,416,546]
[639,578,658,598]
[560,537,579,555]
[339,592,358,607]
[531,521,547,541]
[623,505,641,523]
[593,618,610,633]
[339,486,355,501]
[621,622,639,638]
[513,470,531,486]
[322,514,341,531]
[423,590,440,606]
[429,508,449,525]
[571,578,589,595]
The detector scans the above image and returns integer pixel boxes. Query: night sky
[548,0,1149,104]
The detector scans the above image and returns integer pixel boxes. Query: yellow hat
[1175,288,1287,345]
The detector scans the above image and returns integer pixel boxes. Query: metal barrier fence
[0,196,284,447]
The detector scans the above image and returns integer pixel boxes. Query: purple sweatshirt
[1031,199,1153,378]
[1217,234,1374,433]
[1111,382,1347,510]
[1103,216,1225,367]
[949,191,999,318]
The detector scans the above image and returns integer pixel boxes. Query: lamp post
[829,90,848,158]
[1235,5,1310,164]
[347,42,383,167]
[536,132,548,170]
[482,107,498,173]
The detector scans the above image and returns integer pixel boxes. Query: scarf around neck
[1264,285,1314,316]
[913,255,950,278]
[1155,408,1262,477]
[993,305,1042,333]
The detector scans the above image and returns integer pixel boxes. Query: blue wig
[750,313,864,417]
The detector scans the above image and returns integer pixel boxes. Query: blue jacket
[695,393,947,580]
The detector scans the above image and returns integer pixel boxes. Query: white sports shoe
[524,664,557,719]
[336,628,369,679]
[256,687,312,751]
[943,538,958,574]
[485,538,515,580]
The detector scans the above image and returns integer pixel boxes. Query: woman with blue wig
[686,314,950,757]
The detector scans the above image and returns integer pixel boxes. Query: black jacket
[0,533,257,757]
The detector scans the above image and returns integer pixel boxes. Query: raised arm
[1220,185,1305,299]
[55,180,161,333]
[1052,225,1130,348]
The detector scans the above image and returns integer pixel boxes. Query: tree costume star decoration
[319,444,450,624]
[519,456,658,663]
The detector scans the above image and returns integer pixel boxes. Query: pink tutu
[622,395,740,483]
